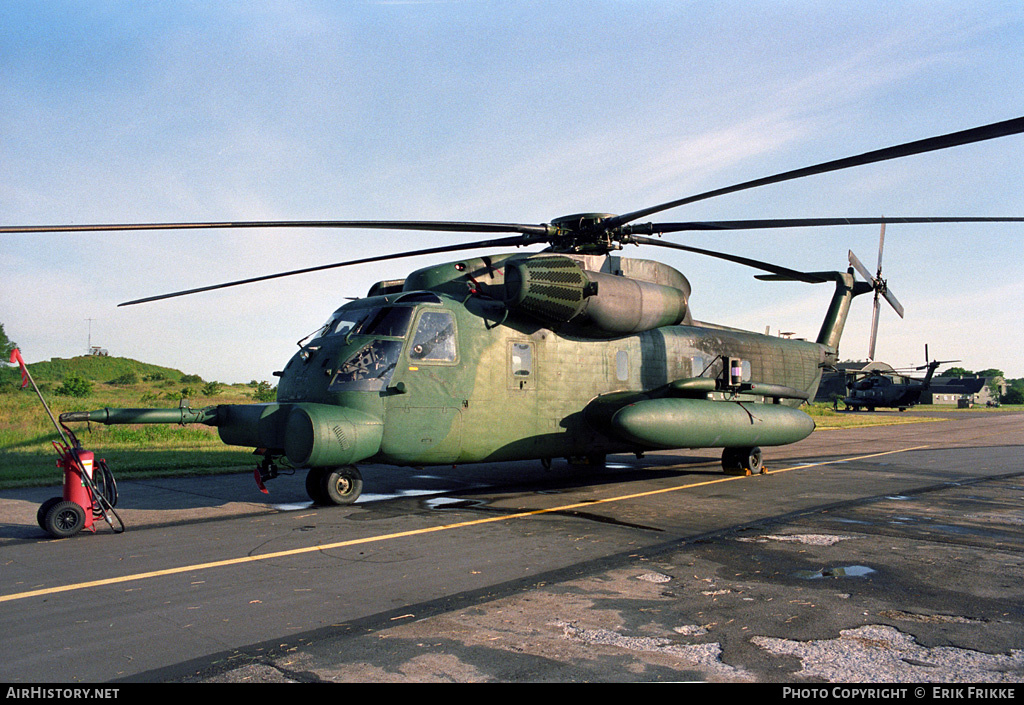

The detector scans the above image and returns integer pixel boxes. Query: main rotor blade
[622,216,1024,234]
[0,219,553,237]
[607,115,1024,229]
[118,235,531,306]
[627,235,827,283]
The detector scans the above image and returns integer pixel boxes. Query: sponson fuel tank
[606,397,815,449]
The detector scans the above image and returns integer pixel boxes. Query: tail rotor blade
[883,288,904,319]
[869,295,881,360]
[848,250,874,283]
[876,221,886,275]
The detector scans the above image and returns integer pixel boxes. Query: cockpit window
[328,339,403,391]
[363,306,414,337]
[320,305,414,340]
[408,311,457,362]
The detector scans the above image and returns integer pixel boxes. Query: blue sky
[2,1,1023,383]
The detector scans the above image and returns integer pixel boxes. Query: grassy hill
[4,354,189,386]
[1,355,275,489]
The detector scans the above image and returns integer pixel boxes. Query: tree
[1003,387,1024,405]
[0,322,15,359]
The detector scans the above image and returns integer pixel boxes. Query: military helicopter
[5,116,1024,505]
[843,346,957,412]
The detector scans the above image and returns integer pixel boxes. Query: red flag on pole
[9,348,29,389]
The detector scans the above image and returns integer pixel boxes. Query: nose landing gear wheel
[306,466,364,506]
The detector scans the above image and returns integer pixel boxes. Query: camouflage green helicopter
[6,116,1024,505]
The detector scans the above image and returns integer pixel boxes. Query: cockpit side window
[408,311,457,362]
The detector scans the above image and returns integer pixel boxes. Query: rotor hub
[549,213,621,253]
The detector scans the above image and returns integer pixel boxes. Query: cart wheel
[44,500,86,539]
[36,497,63,530]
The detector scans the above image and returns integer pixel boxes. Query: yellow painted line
[0,445,928,604]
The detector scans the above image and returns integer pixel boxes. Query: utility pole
[86,318,95,355]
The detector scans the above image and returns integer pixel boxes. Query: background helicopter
[843,346,958,412]
[4,116,1024,505]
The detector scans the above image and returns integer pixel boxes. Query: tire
[323,466,363,506]
[721,447,742,472]
[36,497,62,530]
[305,468,329,504]
[745,446,764,474]
[44,500,86,539]
[722,446,763,475]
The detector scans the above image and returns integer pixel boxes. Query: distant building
[923,376,1006,407]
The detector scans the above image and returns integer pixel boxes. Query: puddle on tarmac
[272,502,315,511]
[424,496,490,510]
[795,565,876,579]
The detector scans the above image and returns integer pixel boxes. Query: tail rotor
[849,221,904,360]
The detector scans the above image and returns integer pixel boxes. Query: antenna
[86,318,95,355]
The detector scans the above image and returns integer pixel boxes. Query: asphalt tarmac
[1,409,1022,685]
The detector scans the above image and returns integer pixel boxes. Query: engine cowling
[503,255,688,335]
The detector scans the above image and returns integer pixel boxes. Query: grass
[804,402,936,429]
[0,356,273,489]
[805,401,1024,430]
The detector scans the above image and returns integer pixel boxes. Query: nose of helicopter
[283,403,383,468]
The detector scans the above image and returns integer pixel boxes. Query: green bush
[109,371,139,386]
[55,373,93,397]
[202,381,222,397]
[251,381,276,402]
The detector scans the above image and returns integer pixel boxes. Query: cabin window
[691,355,705,377]
[511,342,532,377]
[409,311,457,362]
[616,350,629,382]
[509,341,534,390]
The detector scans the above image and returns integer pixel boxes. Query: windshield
[320,305,414,340]
[328,339,403,392]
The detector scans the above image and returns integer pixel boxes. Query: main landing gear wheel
[305,466,364,506]
[722,446,763,476]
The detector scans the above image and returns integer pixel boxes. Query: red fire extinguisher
[10,347,125,538]
[38,428,124,538]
